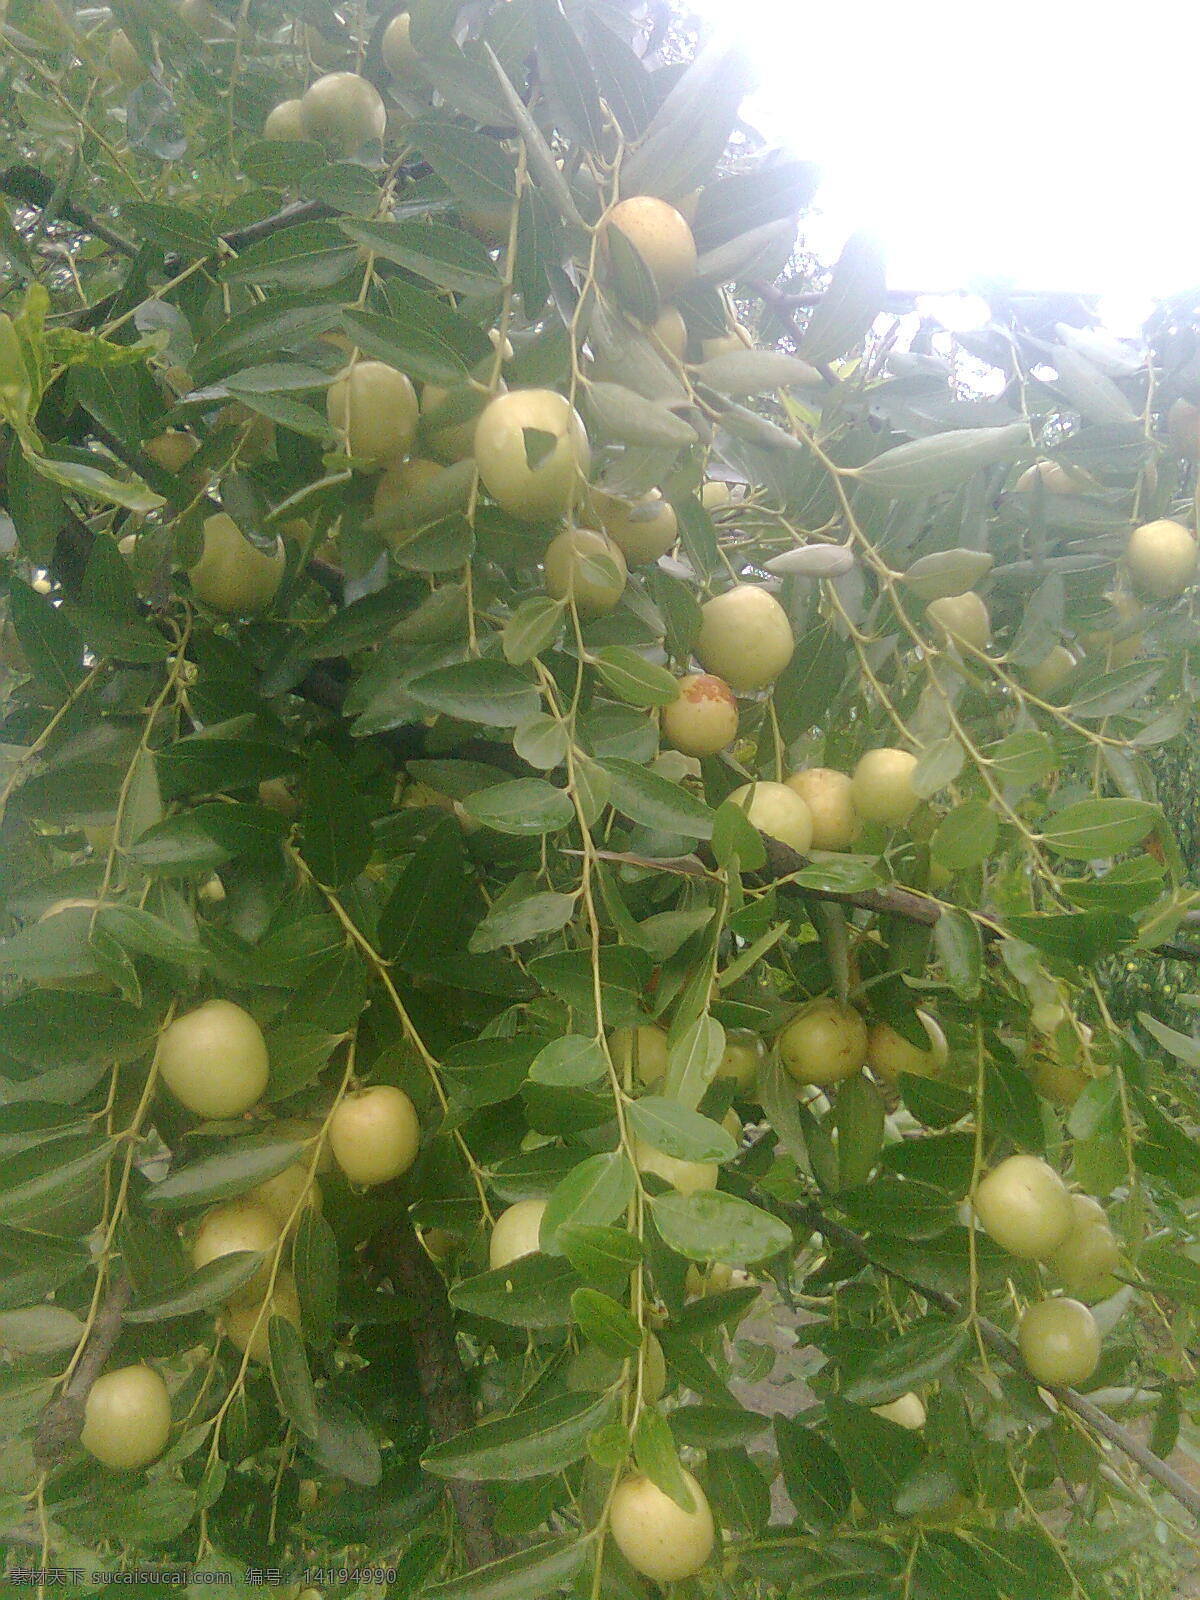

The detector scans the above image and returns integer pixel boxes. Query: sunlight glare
[688,0,1200,310]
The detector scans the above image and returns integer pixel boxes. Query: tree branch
[34,1273,131,1469]
[771,1196,1200,1521]
[1,163,140,257]
[369,1220,503,1568]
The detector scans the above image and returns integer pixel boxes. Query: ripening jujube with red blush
[661,673,739,757]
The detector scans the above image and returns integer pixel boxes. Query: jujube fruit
[1125,518,1197,600]
[592,489,678,565]
[695,585,794,691]
[187,514,285,616]
[222,1272,302,1362]
[973,1154,1073,1260]
[299,72,387,155]
[326,361,419,468]
[785,768,859,850]
[191,1199,280,1301]
[1019,1297,1101,1387]
[543,527,627,616]
[80,1365,171,1471]
[604,196,698,298]
[662,673,739,757]
[157,999,270,1118]
[264,98,306,140]
[609,1470,714,1584]
[489,1198,547,1268]
[871,1392,926,1429]
[865,1011,948,1085]
[381,12,421,79]
[716,1031,763,1092]
[473,389,590,521]
[850,748,919,826]
[609,1024,669,1085]
[778,999,868,1087]
[926,591,990,651]
[328,1085,420,1186]
[633,1137,717,1195]
[725,780,813,854]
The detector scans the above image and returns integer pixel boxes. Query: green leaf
[408,659,540,728]
[774,1416,852,1528]
[627,1099,737,1163]
[339,219,499,295]
[408,118,518,212]
[512,712,569,771]
[294,1210,338,1349]
[125,1252,266,1322]
[502,595,565,663]
[463,779,574,836]
[8,578,83,696]
[219,221,358,290]
[839,1176,958,1240]
[592,647,681,708]
[834,1073,885,1189]
[635,1405,696,1511]
[695,348,822,396]
[934,909,982,999]
[822,1398,924,1517]
[649,1190,792,1265]
[469,887,575,953]
[986,730,1057,788]
[1041,798,1157,859]
[901,548,996,601]
[308,1394,381,1486]
[341,300,489,388]
[586,381,696,445]
[528,1035,607,1088]
[855,424,1028,496]
[420,1537,587,1600]
[450,1253,582,1329]
[269,1313,319,1439]
[533,0,605,150]
[300,745,373,889]
[541,1152,635,1251]
[570,1288,641,1356]
[841,1317,970,1405]
[94,903,203,970]
[621,38,753,200]
[662,1015,726,1111]
[0,1134,115,1226]
[125,813,232,875]
[671,1404,770,1450]
[423,1391,614,1482]
[600,758,714,839]
[379,816,467,964]
[799,231,887,365]
[910,737,965,800]
[559,1224,643,1289]
[931,799,999,870]
[124,200,217,256]
[145,1138,303,1211]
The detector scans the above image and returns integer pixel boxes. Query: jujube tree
[2,0,1200,1595]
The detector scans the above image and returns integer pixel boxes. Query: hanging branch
[1,163,140,257]
[768,1194,1200,1521]
[33,1273,131,1469]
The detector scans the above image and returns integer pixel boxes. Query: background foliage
[4,0,1200,1596]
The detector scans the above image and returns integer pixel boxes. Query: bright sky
[690,0,1199,331]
